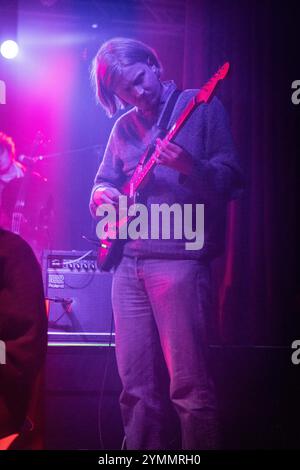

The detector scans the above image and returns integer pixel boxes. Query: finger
[156,153,172,166]
[101,194,118,205]
[166,141,180,151]
[155,139,162,153]
[157,147,176,163]
[163,143,182,158]
[156,138,169,151]
[159,140,178,156]
[154,152,168,164]
[157,138,177,151]
[109,189,122,198]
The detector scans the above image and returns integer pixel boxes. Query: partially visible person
[0,229,48,449]
[0,131,53,261]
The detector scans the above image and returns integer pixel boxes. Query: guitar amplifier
[42,250,114,346]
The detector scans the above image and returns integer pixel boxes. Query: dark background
[1,0,300,449]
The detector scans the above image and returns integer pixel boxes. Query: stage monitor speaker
[42,250,114,345]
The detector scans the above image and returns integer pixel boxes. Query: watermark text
[96,196,204,251]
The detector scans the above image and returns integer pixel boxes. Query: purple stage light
[0,40,19,59]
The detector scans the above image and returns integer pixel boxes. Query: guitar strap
[136,88,182,168]
[157,88,182,133]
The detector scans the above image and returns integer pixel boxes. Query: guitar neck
[131,96,202,192]
[130,62,229,194]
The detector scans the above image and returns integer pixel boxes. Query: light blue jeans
[112,256,219,449]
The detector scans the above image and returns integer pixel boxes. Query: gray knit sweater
[90,81,243,261]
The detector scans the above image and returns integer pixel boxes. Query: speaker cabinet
[42,250,114,345]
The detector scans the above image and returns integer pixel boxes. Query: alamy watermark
[96,196,205,251]
[291,339,300,365]
[0,340,6,365]
[291,80,300,105]
[0,79,6,104]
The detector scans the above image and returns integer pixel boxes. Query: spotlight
[0,40,19,59]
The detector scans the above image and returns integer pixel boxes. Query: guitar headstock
[196,62,230,104]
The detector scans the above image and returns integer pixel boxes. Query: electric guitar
[11,132,45,235]
[97,62,230,271]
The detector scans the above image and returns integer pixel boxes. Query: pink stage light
[0,40,19,59]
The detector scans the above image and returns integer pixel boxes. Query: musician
[0,131,52,259]
[90,38,243,449]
